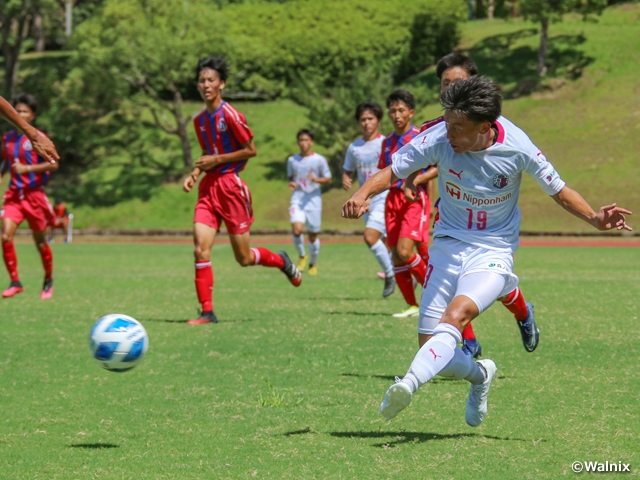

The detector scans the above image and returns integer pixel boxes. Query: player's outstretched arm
[342,166,396,219]
[0,96,59,163]
[196,140,257,171]
[552,186,632,231]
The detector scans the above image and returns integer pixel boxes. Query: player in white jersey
[343,101,395,297]
[342,76,631,427]
[288,129,332,275]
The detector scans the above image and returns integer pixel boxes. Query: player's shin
[438,346,485,385]
[308,238,320,265]
[401,323,461,392]
[370,239,394,276]
[407,253,426,285]
[250,247,285,269]
[2,241,20,282]
[394,266,417,306]
[40,244,53,281]
[292,233,305,258]
[502,287,528,321]
[194,260,213,312]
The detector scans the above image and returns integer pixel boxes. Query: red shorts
[385,188,431,248]
[2,187,56,232]
[194,172,254,235]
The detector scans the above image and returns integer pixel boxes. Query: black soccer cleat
[517,302,539,352]
[278,251,302,287]
[186,310,218,325]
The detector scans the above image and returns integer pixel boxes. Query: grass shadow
[284,427,312,436]
[341,373,397,381]
[68,443,119,449]
[263,158,289,182]
[328,311,392,317]
[330,430,530,448]
[140,318,189,324]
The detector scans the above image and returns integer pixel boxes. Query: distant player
[183,56,302,325]
[47,197,70,243]
[343,76,631,427]
[378,90,429,318]
[288,129,332,275]
[343,101,395,296]
[1,93,58,299]
[410,53,537,357]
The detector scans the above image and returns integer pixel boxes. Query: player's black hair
[355,101,383,121]
[297,128,314,140]
[195,56,229,82]
[440,76,501,124]
[436,53,478,80]
[11,93,37,114]
[386,89,415,110]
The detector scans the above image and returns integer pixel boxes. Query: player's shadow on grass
[68,443,119,449]
[328,311,391,317]
[341,373,466,384]
[330,431,530,448]
[140,317,257,324]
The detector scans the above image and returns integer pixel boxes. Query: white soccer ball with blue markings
[89,314,148,372]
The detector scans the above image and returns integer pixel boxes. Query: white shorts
[290,193,322,233]
[363,201,386,235]
[418,236,519,335]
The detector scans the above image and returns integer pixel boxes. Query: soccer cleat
[186,310,218,325]
[516,302,539,352]
[278,251,302,287]
[382,275,396,298]
[297,256,308,272]
[2,281,24,298]
[377,272,386,280]
[466,359,497,427]
[392,305,420,318]
[40,279,54,300]
[462,338,482,358]
[379,380,412,420]
[308,265,318,276]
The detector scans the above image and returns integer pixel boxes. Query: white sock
[309,238,320,265]
[293,234,305,258]
[401,323,461,393]
[438,346,485,385]
[370,239,394,276]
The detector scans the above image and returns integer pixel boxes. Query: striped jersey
[391,115,566,252]
[193,101,253,174]
[378,127,420,189]
[2,130,50,190]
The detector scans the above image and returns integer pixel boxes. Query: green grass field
[1,242,638,478]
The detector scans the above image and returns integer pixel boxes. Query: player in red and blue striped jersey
[377,90,430,319]
[182,56,302,325]
[1,94,58,299]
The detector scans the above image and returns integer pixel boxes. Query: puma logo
[448,169,463,180]
[429,348,441,361]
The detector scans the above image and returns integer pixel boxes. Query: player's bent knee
[235,255,252,267]
[1,233,13,243]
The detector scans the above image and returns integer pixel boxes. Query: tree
[520,0,607,76]
[0,0,37,95]
[68,0,229,168]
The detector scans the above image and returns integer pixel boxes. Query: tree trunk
[33,8,44,52]
[488,0,494,19]
[1,15,31,95]
[537,16,549,76]
[178,119,193,169]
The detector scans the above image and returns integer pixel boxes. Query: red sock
[462,323,476,341]
[2,241,20,283]
[194,260,213,312]
[502,287,528,321]
[417,242,430,265]
[407,253,427,285]
[394,265,417,307]
[39,244,53,282]
[250,247,284,269]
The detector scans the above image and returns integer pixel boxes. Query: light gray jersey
[392,116,565,252]
[287,152,332,196]
[343,134,388,209]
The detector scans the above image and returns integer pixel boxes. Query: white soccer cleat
[378,381,412,420]
[465,359,497,427]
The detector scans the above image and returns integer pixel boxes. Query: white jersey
[344,134,388,209]
[287,152,332,196]
[391,116,565,252]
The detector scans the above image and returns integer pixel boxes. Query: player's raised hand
[195,155,218,171]
[595,203,632,231]
[342,196,369,219]
[29,132,59,163]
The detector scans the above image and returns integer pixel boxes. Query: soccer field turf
[1,242,638,479]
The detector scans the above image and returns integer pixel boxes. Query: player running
[343,76,631,426]
[288,129,332,275]
[47,197,70,243]
[411,53,538,357]
[183,56,302,325]
[378,90,430,318]
[1,93,58,299]
[343,101,395,296]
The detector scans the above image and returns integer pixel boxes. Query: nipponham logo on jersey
[218,118,227,132]
[492,174,509,189]
[445,182,461,200]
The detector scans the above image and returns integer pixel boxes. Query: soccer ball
[89,314,149,372]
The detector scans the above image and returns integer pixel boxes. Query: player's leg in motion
[1,218,23,298]
[364,228,395,297]
[291,221,307,272]
[461,322,482,358]
[32,229,54,299]
[391,237,427,318]
[380,272,503,426]
[500,287,538,352]
[307,231,320,276]
[189,222,218,325]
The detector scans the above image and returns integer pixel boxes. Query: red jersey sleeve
[225,108,253,147]
[378,147,386,170]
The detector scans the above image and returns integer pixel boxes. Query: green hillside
[21,3,639,232]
